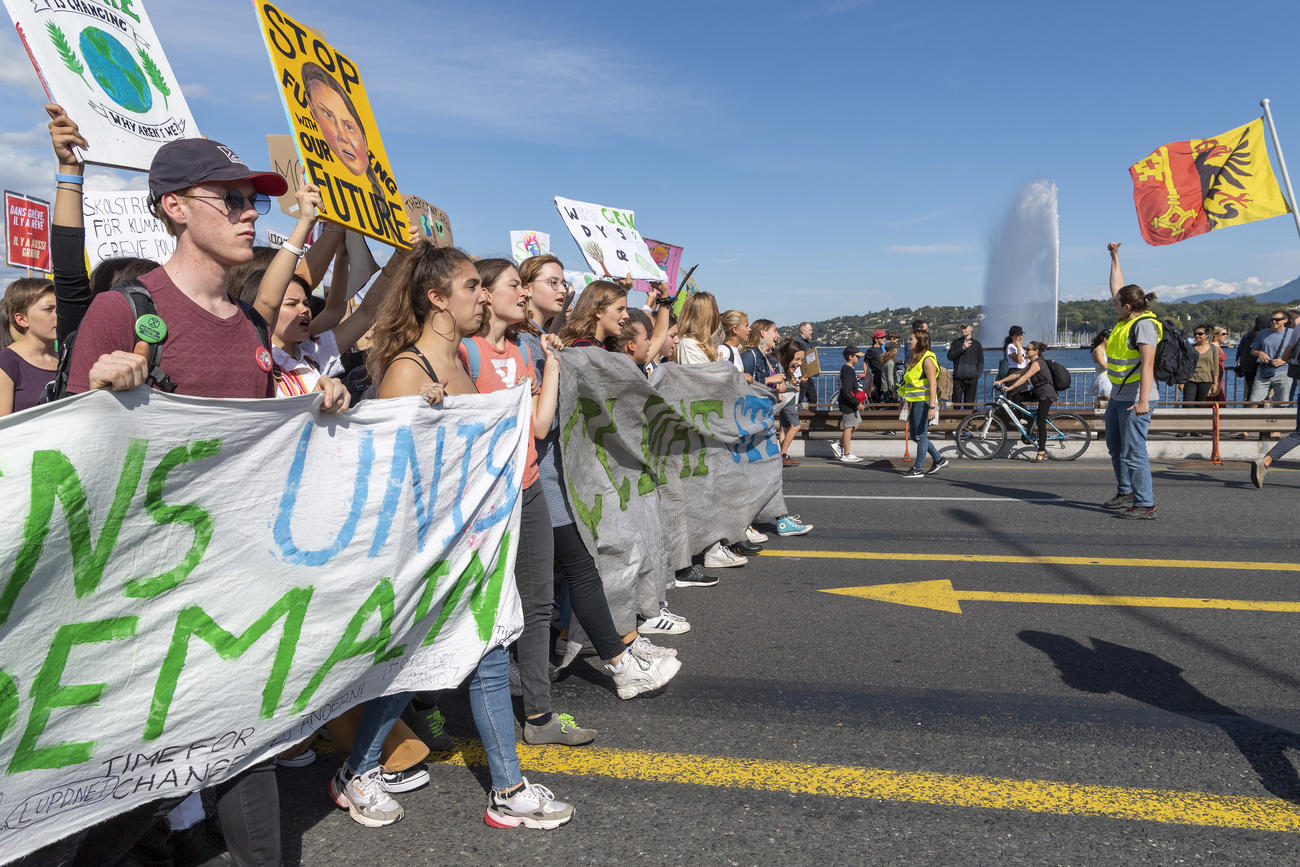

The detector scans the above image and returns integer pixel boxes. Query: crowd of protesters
[1,106,825,864]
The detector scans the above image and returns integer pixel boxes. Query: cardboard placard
[631,238,682,295]
[82,189,176,273]
[2,0,198,170]
[403,195,453,247]
[510,230,550,264]
[266,133,305,218]
[4,191,50,272]
[256,1,408,248]
[553,196,666,281]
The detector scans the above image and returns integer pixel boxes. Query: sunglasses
[179,190,272,215]
[1194,331,1207,336]
[1273,317,1288,323]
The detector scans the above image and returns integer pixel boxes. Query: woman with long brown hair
[558,280,629,347]
[348,243,575,830]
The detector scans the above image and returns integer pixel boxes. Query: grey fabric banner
[557,349,787,632]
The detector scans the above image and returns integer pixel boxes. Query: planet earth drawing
[79,27,151,114]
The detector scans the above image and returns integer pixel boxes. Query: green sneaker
[523,712,596,746]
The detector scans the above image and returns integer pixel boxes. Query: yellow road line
[436,741,1300,832]
[760,549,1300,573]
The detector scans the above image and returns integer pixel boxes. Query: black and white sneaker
[380,763,430,793]
[903,467,926,479]
[673,564,719,588]
[925,458,950,475]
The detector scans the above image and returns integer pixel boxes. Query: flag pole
[1261,98,1300,241]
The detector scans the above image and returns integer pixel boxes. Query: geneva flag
[1129,118,1290,246]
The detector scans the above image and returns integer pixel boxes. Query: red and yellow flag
[1130,118,1290,246]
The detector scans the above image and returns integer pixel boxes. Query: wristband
[279,240,305,257]
[55,173,84,184]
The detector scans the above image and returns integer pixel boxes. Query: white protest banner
[553,196,666,282]
[557,351,785,632]
[0,387,528,862]
[3,0,198,171]
[509,230,549,264]
[82,189,176,273]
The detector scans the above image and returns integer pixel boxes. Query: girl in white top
[717,309,749,375]
[676,292,722,364]
[1003,326,1027,370]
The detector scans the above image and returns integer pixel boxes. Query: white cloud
[887,244,974,255]
[0,122,51,201]
[85,170,139,192]
[0,51,49,102]
[180,83,212,100]
[1148,277,1275,300]
[880,210,948,227]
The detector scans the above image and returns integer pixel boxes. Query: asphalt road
[273,458,1300,865]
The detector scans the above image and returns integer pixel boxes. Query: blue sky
[4,0,1300,324]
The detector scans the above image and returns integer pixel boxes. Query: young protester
[675,291,721,365]
[833,345,865,462]
[901,330,947,478]
[0,279,58,414]
[718,309,749,373]
[1103,242,1159,519]
[559,280,631,348]
[776,337,807,464]
[475,258,680,703]
[1090,329,1112,406]
[363,243,574,830]
[994,341,1057,462]
[946,323,983,410]
[63,137,348,865]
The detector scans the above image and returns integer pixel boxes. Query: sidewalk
[789,433,1277,463]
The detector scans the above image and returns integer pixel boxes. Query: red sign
[5,191,51,272]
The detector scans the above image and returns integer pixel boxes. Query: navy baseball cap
[148,139,288,203]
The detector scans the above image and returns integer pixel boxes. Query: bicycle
[954,386,1092,460]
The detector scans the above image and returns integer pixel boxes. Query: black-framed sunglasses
[1194,330,1207,336]
[179,190,272,215]
[1272,316,1288,323]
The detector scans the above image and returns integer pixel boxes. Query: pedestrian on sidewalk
[1103,242,1159,520]
[901,330,946,478]
[833,345,865,462]
[946,323,983,410]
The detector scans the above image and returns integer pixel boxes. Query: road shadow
[940,477,1104,515]
[1019,631,1300,803]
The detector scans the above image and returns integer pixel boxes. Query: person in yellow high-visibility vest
[901,329,947,477]
[1104,242,1160,519]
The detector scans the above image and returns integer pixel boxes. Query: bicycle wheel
[1043,413,1091,461]
[955,412,1007,460]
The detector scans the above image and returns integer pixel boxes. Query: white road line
[782,495,1066,502]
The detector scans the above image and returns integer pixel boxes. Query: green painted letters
[126,439,220,598]
[292,579,402,713]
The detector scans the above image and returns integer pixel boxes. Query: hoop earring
[429,307,456,343]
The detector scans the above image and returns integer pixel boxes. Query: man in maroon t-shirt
[63,138,346,866]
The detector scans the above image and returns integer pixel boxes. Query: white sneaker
[630,634,678,659]
[840,453,864,463]
[830,441,843,459]
[703,542,747,568]
[745,525,769,544]
[329,766,404,827]
[484,777,574,829]
[638,606,691,636]
[607,647,682,699]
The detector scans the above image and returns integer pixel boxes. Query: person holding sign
[364,243,576,830]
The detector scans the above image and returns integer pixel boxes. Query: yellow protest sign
[254,1,409,248]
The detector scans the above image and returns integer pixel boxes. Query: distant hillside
[785,294,1291,346]
[1172,275,1300,305]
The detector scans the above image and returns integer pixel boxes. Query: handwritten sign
[4,191,50,272]
[2,0,197,170]
[553,196,666,282]
[631,238,682,295]
[510,230,550,264]
[81,190,176,273]
[256,1,408,248]
[403,195,453,248]
[0,386,528,860]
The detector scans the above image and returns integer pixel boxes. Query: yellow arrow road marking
[762,548,1300,573]
[434,740,1300,833]
[822,579,1300,614]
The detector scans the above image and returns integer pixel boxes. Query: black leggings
[1183,380,1214,404]
[554,522,626,660]
[1034,398,1054,451]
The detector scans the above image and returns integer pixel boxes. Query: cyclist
[994,340,1057,461]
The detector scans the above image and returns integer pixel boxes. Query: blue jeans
[907,400,941,470]
[1104,398,1155,507]
[468,644,522,791]
[347,690,415,774]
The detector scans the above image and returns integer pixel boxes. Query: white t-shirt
[1005,342,1028,370]
[717,343,744,371]
[676,337,713,365]
[272,329,344,396]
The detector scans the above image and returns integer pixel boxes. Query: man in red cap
[68,137,346,409]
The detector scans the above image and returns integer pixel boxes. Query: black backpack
[43,280,270,403]
[1126,313,1197,386]
[1045,359,1071,391]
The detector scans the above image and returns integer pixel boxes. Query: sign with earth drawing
[3,0,199,171]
